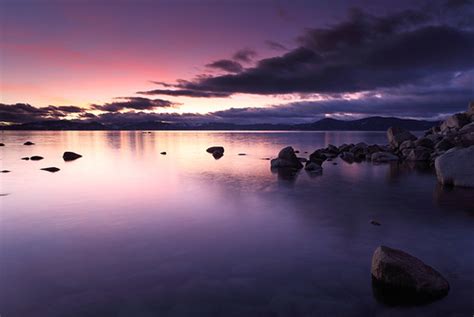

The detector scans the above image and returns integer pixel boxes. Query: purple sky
[1,0,473,125]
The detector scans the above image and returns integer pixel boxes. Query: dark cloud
[169,5,474,97]
[91,97,176,112]
[205,59,243,73]
[0,103,86,123]
[232,48,257,62]
[265,40,288,51]
[136,88,230,98]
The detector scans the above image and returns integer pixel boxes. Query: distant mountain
[1,117,439,131]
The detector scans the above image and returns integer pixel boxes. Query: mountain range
[1,117,438,131]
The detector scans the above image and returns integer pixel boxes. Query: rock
[370,220,381,226]
[30,156,44,161]
[261,157,270,160]
[206,146,224,154]
[238,153,246,156]
[371,152,399,162]
[459,122,474,134]
[327,144,339,153]
[21,157,30,160]
[468,101,474,116]
[1,170,10,173]
[23,141,34,146]
[270,146,303,169]
[304,162,323,173]
[41,167,60,173]
[406,146,432,161]
[440,113,469,131]
[399,140,415,151]
[338,143,354,152]
[63,151,82,161]
[309,149,327,164]
[0,143,4,146]
[460,132,474,147]
[298,157,308,163]
[435,146,474,187]
[387,127,416,149]
[415,137,434,149]
[367,144,382,154]
[160,152,167,155]
[340,151,355,163]
[434,138,454,152]
[332,162,338,165]
[371,246,449,303]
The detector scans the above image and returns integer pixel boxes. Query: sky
[0,0,473,125]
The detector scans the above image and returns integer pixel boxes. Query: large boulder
[270,146,303,169]
[387,127,416,149]
[371,152,399,162]
[371,246,449,303]
[63,151,82,161]
[440,113,469,131]
[435,146,474,187]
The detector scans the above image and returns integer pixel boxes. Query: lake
[0,131,473,316]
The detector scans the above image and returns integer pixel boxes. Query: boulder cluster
[270,102,474,187]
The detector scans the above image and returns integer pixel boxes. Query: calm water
[0,131,473,317]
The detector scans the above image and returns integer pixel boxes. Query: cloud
[265,40,288,51]
[232,48,257,62]
[0,103,86,123]
[168,6,474,97]
[91,97,176,112]
[205,59,243,73]
[136,88,231,98]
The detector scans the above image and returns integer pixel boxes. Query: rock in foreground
[63,151,82,161]
[435,146,474,187]
[371,246,449,304]
[270,146,303,169]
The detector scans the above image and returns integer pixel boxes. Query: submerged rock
[0,143,4,146]
[238,153,247,156]
[1,170,11,173]
[63,151,82,161]
[21,157,30,160]
[30,156,44,161]
[371,246,449,304]
[270,146,303,169]
[23,141,35,146]
[41,167,60,173]
[435,145,474,187]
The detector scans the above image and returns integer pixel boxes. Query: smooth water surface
[1,131,473,316]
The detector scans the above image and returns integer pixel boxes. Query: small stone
[30,156,44,161]
[23,141,34,146]
[63,151,82,161]
[160,152,167,155]
[0,143,4,146]
[370,220,381,226]
[21,157,30,160]
[238,153,246,156]
[1,170,11,173]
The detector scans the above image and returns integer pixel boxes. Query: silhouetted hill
[1,117,439,131]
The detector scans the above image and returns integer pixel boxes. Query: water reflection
[0,131,473,317]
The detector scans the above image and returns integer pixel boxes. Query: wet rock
[304,161,323,173]
[63,151,82,161]
[23,141,34,146]
[371,246,449,304]
[371,152,399,162]
[0,143,4,146]
[41,167,60,173]
[367,144,382,155]
[1,170,11,173]
[340,151,355,163]
[21,157,30,160]
[238,153,246,156]
[309,149,327,164]
[435,146,474,187]
[160,152,167,155]
[338,143,354,152]
[206,146,224,159]
[406,147,432,161]
[387,127,416,149]
[30,156,44,161]
[270,146,303,169]
[370,220,381,226]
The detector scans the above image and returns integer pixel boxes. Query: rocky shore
[271,102,474,187]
